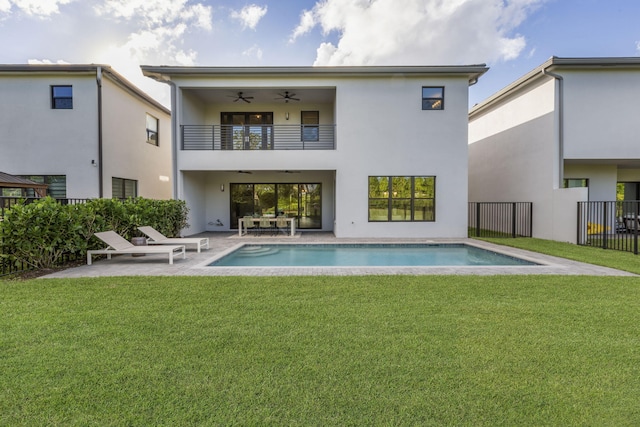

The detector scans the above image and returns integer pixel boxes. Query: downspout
[96,67,104,198]
[542,68,564,188]
[166,80,179,199]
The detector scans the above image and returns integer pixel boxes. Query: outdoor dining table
[238,216,296,237]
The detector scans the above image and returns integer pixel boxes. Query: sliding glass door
[230,183,322,229]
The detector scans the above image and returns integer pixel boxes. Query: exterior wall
[101,77,172,199]
[469,79,564,240]
[172,72,473,238]
[0,68,172,200]
[563,69,640,160]
[334,75,470,238]
[0,72,100,198]
[564,163,618,201]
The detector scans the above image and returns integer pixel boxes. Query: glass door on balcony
[221,112,273,150]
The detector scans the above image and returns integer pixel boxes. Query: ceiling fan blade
[242,98,251,103]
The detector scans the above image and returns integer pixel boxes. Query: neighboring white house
[0,64,172,199]
[469,57,640,243]
[141,65,487,238]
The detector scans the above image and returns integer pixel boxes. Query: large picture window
[368,176,435,222]
[17,175,66,198]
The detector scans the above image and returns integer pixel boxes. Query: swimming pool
[208,243,538,267]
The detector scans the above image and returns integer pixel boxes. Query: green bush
[0,197,189,270]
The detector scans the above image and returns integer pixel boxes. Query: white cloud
[1,0,75,17]
[292,0,547,66]
[230,4,267,30]
[636,41,640,54]
[289,9,315,42]
[243,44,264,60]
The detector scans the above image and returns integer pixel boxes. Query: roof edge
[0,64,169,114]
[470,56,640,117]
[141,64,489,84]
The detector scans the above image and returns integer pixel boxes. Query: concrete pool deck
[41,232,637,278]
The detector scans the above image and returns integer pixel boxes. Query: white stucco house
[0,64,172,199]
[469,57,640,243]
[141,65,488,238]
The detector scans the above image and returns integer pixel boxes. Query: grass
[479,237,640,274]
[2,275,640,425]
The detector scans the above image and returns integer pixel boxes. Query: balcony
[181,124,336,150]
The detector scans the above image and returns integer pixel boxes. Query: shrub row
[0,197,189,270]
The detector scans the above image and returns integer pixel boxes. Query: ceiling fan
[275,91,300,103]
[228,92,253,103]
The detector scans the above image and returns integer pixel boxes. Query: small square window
[146,113,159,146]
[422,86,444,110]
[51,85,73,109]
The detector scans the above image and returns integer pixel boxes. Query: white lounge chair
[137,226,209,252]
[87,231,186,265]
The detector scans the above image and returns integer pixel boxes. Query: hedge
[0,197,189,270]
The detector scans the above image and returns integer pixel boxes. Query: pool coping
[40,233,637,278]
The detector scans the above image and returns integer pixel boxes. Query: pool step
[237,246,280,257]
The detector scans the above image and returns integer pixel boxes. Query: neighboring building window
[563,179,589,188]
[112,177,137,198]
[368,176,435,221]
[146,113,159,146]
[422,87,444,110]
[51,85,73,109]
[18,175,67,198]
[301,111,319,142]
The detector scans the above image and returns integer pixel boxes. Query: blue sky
[1,0,639,108]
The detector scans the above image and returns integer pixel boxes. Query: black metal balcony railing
[181,124,336,150]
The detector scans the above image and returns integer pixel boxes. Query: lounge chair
[138,226,209,252]
[87,231,186,265]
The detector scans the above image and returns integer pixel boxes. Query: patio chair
[87,231,186,265]
[243,215,258,236]
[259,216,275,236]
[138,226,209,252]
[275,216,290,236]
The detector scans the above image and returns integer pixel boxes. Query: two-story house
[141,65,487,238]
[469,57,640,243]
[0,64,172,199]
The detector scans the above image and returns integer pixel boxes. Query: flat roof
[141,64,489,85]
[0,64,169,114]
[470,56,640,117]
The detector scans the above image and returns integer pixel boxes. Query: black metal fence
[468,202,533,238]
[0,197,90,276]
[577,201,640,254]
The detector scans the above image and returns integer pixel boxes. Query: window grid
[146,113,159,146]
[368,176,435,222]
[112,177,138,199]
[422,86,444,110]
[51,85,73,109]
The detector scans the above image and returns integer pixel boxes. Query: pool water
[208,244,538,267]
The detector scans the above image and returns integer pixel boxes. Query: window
[18,175,66,198]
[112,177,137,198]
[229,183,322,229]
[146,113,159,146]
[301,111,319,141]
[51,85,73,109]
[563,179,588,188]
[368,176,435,222]
[422,87,444,110]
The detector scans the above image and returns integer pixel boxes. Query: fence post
[602,202,608,250]
[635,202,639,255]
[476,203,481,237]
[511,202,517,238]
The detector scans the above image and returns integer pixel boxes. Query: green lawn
[2,275,640,425]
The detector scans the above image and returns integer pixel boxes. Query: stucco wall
[101,77,172,199]
[0,72,100,198]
